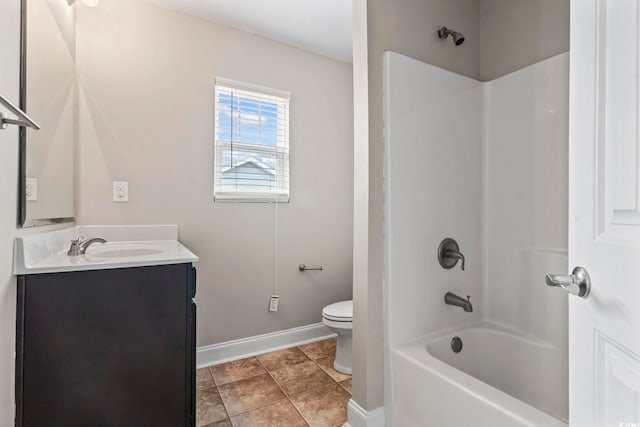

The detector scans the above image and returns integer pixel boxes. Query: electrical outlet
[113,181,129,202]
[26,178,37,201]
[269,295,279,312]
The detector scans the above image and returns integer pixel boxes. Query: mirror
[20,0,76,226]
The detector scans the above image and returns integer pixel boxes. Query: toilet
[322,300,353,374]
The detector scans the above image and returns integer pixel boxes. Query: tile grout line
[216,374,287,419]
[202,340,346,426]
[209,360,266,388]
[230,397,292,424]
[298,344,352,426]
[206,366,232,424]
[211,354,299,421]
[256,351,312,426]
[262,345,338,399]
[285,345,352,427]
[290,382,349,425]
[337,379,351,394]
[311,358,346,384]
[307,351,354,394]
[293,341,352,425]
[298,340,343,385]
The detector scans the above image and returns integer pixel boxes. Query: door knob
[545,266,591,298]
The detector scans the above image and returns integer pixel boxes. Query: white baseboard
[197,323,336,368]
[344,399,385,427]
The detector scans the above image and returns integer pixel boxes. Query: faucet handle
[438,238,465,271]
[67,238,83,256]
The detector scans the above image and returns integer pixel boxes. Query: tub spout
[444,292,473,312]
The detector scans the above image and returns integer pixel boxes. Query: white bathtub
[390,323,568,427]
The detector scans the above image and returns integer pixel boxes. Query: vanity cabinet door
[16,264,196,427]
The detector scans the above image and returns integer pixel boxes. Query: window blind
[214,78,290,202]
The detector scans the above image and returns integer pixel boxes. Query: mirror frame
[19,0,75,227]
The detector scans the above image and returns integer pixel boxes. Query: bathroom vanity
[14,226,198,427]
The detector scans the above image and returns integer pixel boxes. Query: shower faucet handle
[437,238,465,271]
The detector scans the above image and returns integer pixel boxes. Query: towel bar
[0,93,40,130]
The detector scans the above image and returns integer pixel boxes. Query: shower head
[437,27,465,46]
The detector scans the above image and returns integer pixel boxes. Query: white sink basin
[14,225,199,275]
[85,244,165,260]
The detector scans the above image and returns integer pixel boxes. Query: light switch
[113,181,129,202]
[26,178,38,201]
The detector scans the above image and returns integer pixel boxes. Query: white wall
[483,53,569,418]
[484,53,569,337]
[25,0,76,223]
[76,0,354,346]
[0,0,21,422]
[384,51,484,424]
[384,51,484,348]
[384,51,569,421]
[351,0,376,411]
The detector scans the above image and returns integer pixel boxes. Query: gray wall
[479,0,570,81]
[75,0,354,347]
[369,0,481,79]
[0,1,21,422]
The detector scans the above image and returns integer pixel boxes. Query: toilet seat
[322,300,353,322]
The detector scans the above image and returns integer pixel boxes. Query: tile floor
[196,338,352,427]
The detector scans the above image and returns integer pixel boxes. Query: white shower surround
[384,51,569,425]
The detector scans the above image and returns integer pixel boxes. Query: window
[214,78,290,202]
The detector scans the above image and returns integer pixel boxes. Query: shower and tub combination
[383,37,569,426]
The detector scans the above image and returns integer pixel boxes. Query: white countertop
[14,225,199,275]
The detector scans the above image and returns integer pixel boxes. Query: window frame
[214,78,290,203]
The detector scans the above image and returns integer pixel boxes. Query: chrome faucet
[444,292,473,312]
[67,237,107,256]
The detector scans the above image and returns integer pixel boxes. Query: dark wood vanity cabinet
[15,264,196,427]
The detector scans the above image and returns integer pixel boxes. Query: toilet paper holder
[299,264,323,272]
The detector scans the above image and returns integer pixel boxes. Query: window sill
[214,193,290,203]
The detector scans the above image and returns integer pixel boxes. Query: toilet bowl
[322,300,353,374]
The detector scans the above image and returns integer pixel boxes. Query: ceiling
[145,0,353,63]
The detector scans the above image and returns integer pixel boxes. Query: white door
[567,0,640,426]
